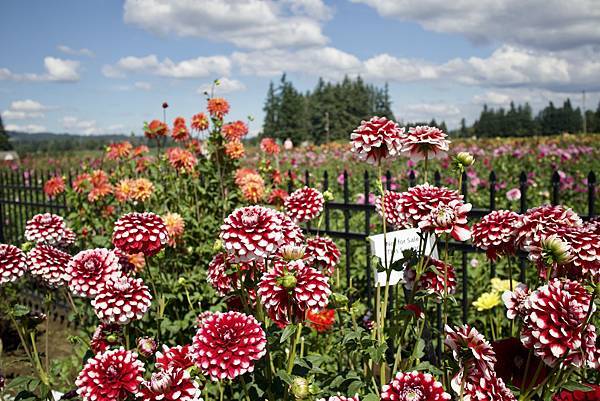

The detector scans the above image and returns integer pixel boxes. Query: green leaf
[280,324,297,344]
[363,394,379,401]
[347,380,363,396]
[12,304,30,317]
[276,369,293,385]
[561,381,594,392]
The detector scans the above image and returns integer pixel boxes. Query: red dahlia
[350,116,404,164]
[445,324,496,373]
[304,236,341,275]
[145,120,169,139]
[403,258,456,301]
[307,308,335,332]
[91,276,152,325]
[376,190,408,228]
[207,252,238,296]
[0,244,27,285]
[284,187,325,223]
[66,248,121,298]
[520,278,595,367]
[258,259,331,327]
[25,213,68,246]
[90,323,123,354]
[220,206,284,262]
[381,371,450,401]
[27,244,71,287]
[75,347,144,401]
[139,368,200,401]
[112,212,168,257]
[513,205,582,250]
[401,125,450,161]
[192,311,266,381]
[553,384,600,401]
[155,344,194,371]
[397,184,463,227]
[418,199,472,241]
[472,210,521,261]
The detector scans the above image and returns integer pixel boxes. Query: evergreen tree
[262,81,279,137]
[0,115,12,151]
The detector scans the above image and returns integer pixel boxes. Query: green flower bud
[329,292,349,308]
[279,274,298,289]
[290,377,310,400]
[178,277,187,285]
[280,245,305,261]
[540,234,572,266]
[213,239,223,252]
[455,151,475,167]
[323,190,334,202]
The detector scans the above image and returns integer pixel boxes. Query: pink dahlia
[90,323,123,354]
[397,184,463,228]
[284,187,325,223]
[520,278,595,367]
[155,344,194,371]
[451,364,516,401]
[419,199,472,241]
[401,125,450,161]
[317,396,360,401]
[220,206,284,262]
[350,116,404,164]
[66,248,121,298]
[139,368,200,401]
[445,324,496,373]
[112,212,168,257]
[75,347,144,401]
[304,236,341,275]
[27,244,71,287]
[25,213,68,245]
[501,284,530,320]
[381,371,450,401]
[258,259,331,327]
[192,311,266,380]
[472,210,521,260]
[403,258,456,301]
[513,205,582,250]
[207,252,238,296]
[376,190,408,228]
[0,244,27,285]
[91,276,152,325]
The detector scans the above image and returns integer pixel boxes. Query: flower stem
[286,322,303,374]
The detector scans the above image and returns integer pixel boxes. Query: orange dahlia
[225,140,245,159]
[222,120,248,141]
[260,138,280,155]
[171,117,190,142]
[191,112,209,131]
[207,97,230,119]
[145,119,169,139]
[44,176,66,199]
[106,142,132,160]
[166,147,197,173]
[130,178,154,203]
[163,212,185,247]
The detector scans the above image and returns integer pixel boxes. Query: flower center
[241,211,259,226]
[433,206,455,226]
[111,277,131,291]
[84,259,98,272]
[40,216,52,225]
[150,371,173,393]
[400,387,425,401]
[105,365,119,379]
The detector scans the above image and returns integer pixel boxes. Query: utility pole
[325,111,330,143]
[582,90,587,134]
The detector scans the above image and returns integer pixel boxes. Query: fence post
[304,170,310,187]
[551,170,560,205]
[588,171,596,219]
[489,171,497,278]
[434,171,441,186]
[461,171,468,201]
[0,171,4,243]
[385,170,392,191]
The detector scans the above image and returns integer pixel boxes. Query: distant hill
[7,131,146,154]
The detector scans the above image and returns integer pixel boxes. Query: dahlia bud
[290,377,310,400]
[455,152,474,167]
[136,337,157,358]
[322,190,334,202]
[105,333,120,344]
[162,102,168,109]
[213,239,223,252]
[150,370,173,393]
[21,241,34,252]
[280,245,305,261]
[540,234,572,266]
[329,292,349,308]
[178,277,187,285]
[279,274,298,289]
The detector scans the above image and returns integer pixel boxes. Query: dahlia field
[0,97,599,401]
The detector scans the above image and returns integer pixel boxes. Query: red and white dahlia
[75,347,144,401]
[304,236,341,275]
[350,116,405,164]
[472,210,521,260]
[317,396,360,401]
[139,368,200,401]
[513,205,582,250]
[403,258,456,301]
[397,184,463,228]
[58,227,77,248]
[0,244,27,285]
[90,323,123,354]
[382,371,450,401]
[258,260,331,327]
[501,284,530,320]
[552,226,600,280]
[419,199,472,241]
[284,187,325,223]
[220,206,284,262]
[91,276,152,325]
[207,252,238,296]
[155,344,194,371]
[279,212,305,246]
[27,244,71,287]
[401,125,450,161]
[520,278,595,367]
[451,364,516,401]
[112,212,168,257]
[65,248,121,298]
[25,213,68,245]
[375,190,409,228]
[445,324,496,373]
[192,311,266,381]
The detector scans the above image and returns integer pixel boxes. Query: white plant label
[368,228,437,287]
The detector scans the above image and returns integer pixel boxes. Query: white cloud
[0,57,80,82]
[102,54,231,79]
[364,54,439,81]
[5,123,47,133]
[352,0,600,51]
[123,0,329,50]
[57,45,95,57]
[62,116,99,135]
[10,99,50,112]
[134,81,152,91]
[2,99,51,120]
[198,77,246,95]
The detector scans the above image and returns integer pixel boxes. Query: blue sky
[1,0,599,135]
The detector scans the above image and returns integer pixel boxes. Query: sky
[1,0,599,136]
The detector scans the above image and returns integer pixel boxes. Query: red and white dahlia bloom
[25,213,68,245]
[445,324,497,373]
[550,226,600,280]
[207,252,238,296]
[501,284,530,320]
[451,364,516,401]
[375,190,408,228]
[192,311,267,381]
[90,323,123,354]
[401,125,450,161]
[472,210,521,261]
[112,212,168,257]
[284,187,325,223]
[27,244,71,287]
[139,368,200,401]
[304,236,341,275]
[59,227,77,248]
[419,199,472,241]
[317,396,360,401]
[258,259,331,327]
[381,371,451,401]
[75,347,144,401]
[0,244,27,285]
[397,185,463,228]
[220,206,284,262]
[350,116,405,164]
[155,344,194,371]
[520,278,595,367]
[513,205,582,250]
[91,276,152,325]
[403,259,456,301]
[278,212,305,246]
[65,248,121,298]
